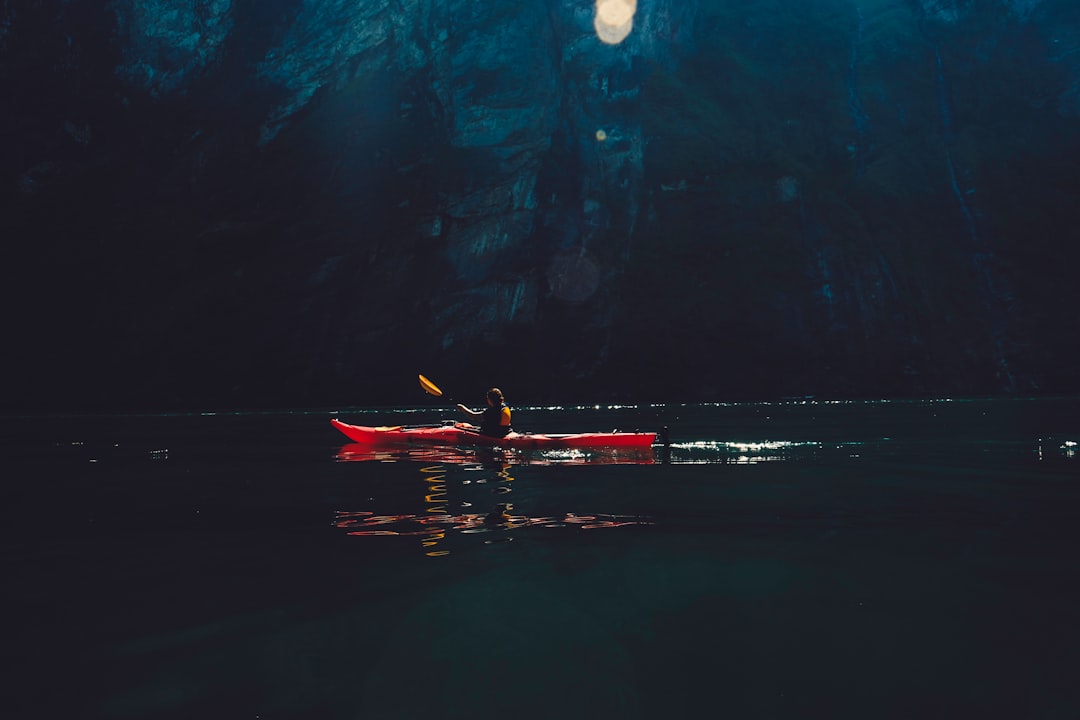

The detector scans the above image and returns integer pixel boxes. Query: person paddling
[457,388,513,438]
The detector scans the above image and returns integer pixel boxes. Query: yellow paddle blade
[418,374,444,397]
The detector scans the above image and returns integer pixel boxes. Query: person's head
[486,388,505,406]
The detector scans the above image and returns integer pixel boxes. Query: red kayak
[330,418,657,449]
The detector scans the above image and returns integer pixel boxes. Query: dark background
[3,0,1079,412]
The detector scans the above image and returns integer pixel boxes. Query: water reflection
[336,453,650,557]
[668,440,824,464]
[333,425,852,558]
[334,505,650,558]
[1036,438,1079,460]
[334,509,649,541]
[335,443,656,466]
[336,440,826,466]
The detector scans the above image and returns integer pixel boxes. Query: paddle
[418,373,452,402]
[419,374,483,434]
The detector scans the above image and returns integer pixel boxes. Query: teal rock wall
[3,0,1078,409]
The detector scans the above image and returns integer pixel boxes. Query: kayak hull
[330,418,656,449]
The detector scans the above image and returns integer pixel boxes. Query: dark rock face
[3,0,1078,410]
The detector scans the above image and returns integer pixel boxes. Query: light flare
[594,0,636,45]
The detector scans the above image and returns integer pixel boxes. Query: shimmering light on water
[671,439,822,464]
[334,439,828,466]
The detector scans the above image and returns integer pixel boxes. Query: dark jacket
[479,403,512,438]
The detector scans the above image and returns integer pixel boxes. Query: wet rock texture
[3,0,1079,410]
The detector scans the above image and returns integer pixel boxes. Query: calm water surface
[2,397,1078,719]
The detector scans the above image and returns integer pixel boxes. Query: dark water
[3,397,1078,719]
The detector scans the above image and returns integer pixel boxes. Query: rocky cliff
[3,0,1078,410]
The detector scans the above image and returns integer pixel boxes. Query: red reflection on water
[334,443,654,466]
[333,509,651,545]
[334,444,653,557]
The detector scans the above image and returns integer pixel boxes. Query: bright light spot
[594,0,636,45]
[598,0,635,25]
[595,129,607,142]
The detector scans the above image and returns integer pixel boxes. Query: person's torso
[479,403,512,437]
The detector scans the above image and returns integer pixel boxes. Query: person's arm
[457,403,482,419]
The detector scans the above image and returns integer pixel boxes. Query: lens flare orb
[594,0,636,45]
